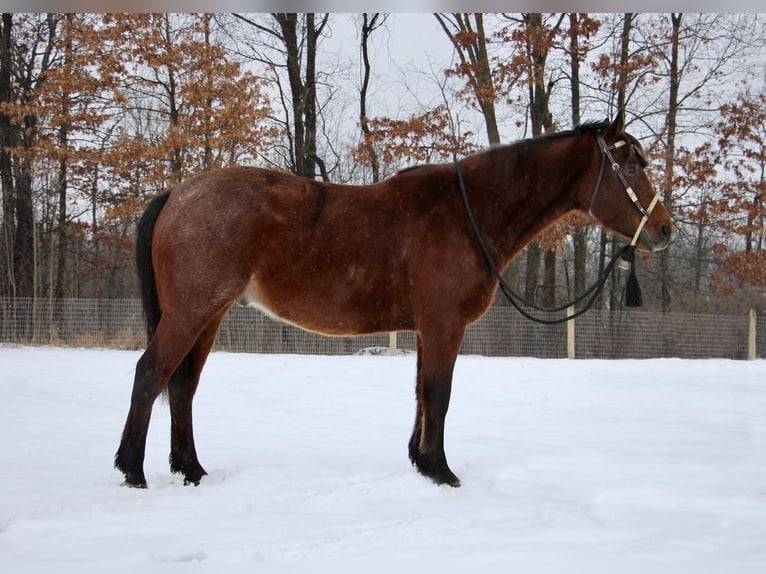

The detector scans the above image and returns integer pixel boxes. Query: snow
[1,345,766,567]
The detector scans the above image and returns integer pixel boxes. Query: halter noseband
[588,133,660,247]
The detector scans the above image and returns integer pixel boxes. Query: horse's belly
[242,277,405,336]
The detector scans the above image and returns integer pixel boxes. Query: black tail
[135,191,171,343]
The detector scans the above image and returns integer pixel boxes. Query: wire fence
[1,297,763,360]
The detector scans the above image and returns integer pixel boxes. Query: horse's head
[580,113,671,253]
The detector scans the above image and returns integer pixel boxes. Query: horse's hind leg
[167,308,228,486]
[408,328,463,487]
[115,314,210,488]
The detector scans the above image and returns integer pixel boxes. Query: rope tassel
[619,246,643,307]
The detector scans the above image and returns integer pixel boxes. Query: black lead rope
[455,159,641,326]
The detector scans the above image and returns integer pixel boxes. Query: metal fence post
[389,331,397,356]
[748,308,756,360]
[567,305,575,359]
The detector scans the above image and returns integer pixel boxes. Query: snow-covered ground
[1,346,765,567]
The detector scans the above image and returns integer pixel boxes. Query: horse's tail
[135,191,171,343]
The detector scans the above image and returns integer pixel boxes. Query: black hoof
[182,469,207,487]
[115,444,148,488]
[170,453,207,486]
[424,467,461,488]
[411,452,461,487]
[119,470,148,489]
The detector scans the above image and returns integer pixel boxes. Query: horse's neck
[462,137,585,267]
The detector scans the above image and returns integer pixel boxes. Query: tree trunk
[541,248,557,307]
[524,243,541,302]
[694,220,705,294]
[525,13,554,305]
[597,229,608,309]
[54,14,73,299]
[569,13,588,303]
[0,13,15,298]
[660,13,682,313]
[434,13,500,146]
[13,153,35,298]
[274,14,305,176]
[55,123,67,299]
[303,13,318,179]
[610,13,634,311]
[273,13,327,180]
[162,16,183,181]
[360,13,382,183]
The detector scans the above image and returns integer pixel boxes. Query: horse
[115,112,671,489]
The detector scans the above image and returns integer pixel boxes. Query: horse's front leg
[408,329,463,487]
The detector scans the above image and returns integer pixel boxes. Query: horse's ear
[603,110,625,140]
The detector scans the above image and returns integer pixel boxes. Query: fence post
[567,305,575,359]
[748,308,756,360]
[389,331,397,356]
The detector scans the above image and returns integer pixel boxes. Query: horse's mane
[396,119,615,176]
[567,119,611,136]
[397,164,426,175]
[531,119,610,142]
[528,119,646,164]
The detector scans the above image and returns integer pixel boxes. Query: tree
[591,13,652,309]
[358,13,387,184]
[658,13,682,312]
[564,13,601,303]
[630,13,765,311]
[498,13,564,305]
[2,13,60,299]
[356,105,476,169]
[34,14,124,298]
[0,13,15,299]
[109,14,273,185]
[92,13,273,296]
[0,13,275,301]
[434,13,501,146]
[709,92,766,296]
[233,12,330,180]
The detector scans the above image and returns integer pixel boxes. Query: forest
[1,13,765,315]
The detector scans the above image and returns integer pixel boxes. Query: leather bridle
[588,133,660,248]
[454,129,659,322]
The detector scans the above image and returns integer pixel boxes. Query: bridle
[588,133,660,248]
[455,130,657,323]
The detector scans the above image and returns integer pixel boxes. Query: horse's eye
[626,163,637,175]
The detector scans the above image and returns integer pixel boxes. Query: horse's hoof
[179,467,207,487]
[170,453,207,487]
[429,468,461,488]
[116,465,148,488]
[411,453,462,487]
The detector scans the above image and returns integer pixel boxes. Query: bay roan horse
[115,113,671,489]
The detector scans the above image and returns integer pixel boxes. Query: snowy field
[1,346,766,567]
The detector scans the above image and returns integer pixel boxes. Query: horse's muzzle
[644,223,671,252]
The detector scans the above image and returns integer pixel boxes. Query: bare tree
[499,13,564,305]
[564,13,602,303]
[434,13,501,146]
[233,12,330,180]
[359,13,388,183]
[0,13,15,298]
